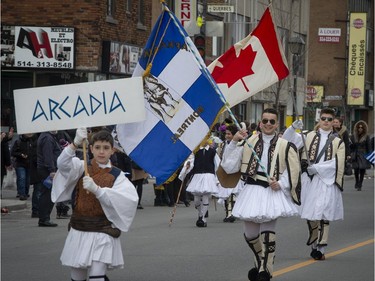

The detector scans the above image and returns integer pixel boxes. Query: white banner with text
[14,77,145,134]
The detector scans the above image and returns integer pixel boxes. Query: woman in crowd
[350,120,372,191]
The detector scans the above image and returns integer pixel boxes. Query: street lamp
[289,36,305,121]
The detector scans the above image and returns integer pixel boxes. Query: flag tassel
[142,63,152,78]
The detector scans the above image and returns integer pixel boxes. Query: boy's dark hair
[262,108,278,119]
[226,124,238,136]
[320,107,335,117]
[249,123,257,131]
[90,130,114,147]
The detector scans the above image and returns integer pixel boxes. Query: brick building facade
[1,0,152,130]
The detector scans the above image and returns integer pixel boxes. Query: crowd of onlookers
[1,117,374,221]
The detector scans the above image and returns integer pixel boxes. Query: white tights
[194,194,210,222]
[70,261,107,281]
[243,220,277,239]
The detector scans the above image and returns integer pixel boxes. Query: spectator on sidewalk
[1,128,13,190]
[36,131,62,227]
[350,120,372,191]
[10,133,38,201]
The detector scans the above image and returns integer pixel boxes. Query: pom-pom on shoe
[247,267,258,281]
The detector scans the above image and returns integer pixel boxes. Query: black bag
[344,161,353,176]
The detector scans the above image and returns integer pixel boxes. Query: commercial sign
[6,26,75,69]
[14,77,145,134]
[175,0,197,27]
[347,13,367,105]
[318,28,341,43]
[306,85,324,103]
[207,5,234,13]
[102,41,142,75]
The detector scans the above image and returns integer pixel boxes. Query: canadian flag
[208,7,289,107]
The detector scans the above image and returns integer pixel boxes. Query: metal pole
[293,54,298,121]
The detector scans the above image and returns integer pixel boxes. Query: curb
[1,199,28,212]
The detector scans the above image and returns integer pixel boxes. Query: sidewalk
[0,177,158,213]
[1,170,373,213]
[1,187,28,212]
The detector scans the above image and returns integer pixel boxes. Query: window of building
[106,0,118,24]
[277,27,289,62]
[126,0,131,12]
[227,13,251,45]
[250,103,263,125]
[108,0,115,17]
[137,0,146,30]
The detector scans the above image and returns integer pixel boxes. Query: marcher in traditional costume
[221,108,301,281]
[215,124,240,223]
[181,139,219,227]
[284,108,345,261]
[52,128,138,281]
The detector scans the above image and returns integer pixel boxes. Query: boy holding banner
[52,128,138,281]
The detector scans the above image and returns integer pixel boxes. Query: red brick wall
[1,0,152,71]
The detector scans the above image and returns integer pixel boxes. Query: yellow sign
[347,13,367,105]
[306,85,324,103]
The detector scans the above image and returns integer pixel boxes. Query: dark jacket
[1,135,12,177]
[350,121,371,170]
[37,132,62,181]
[11,134,39,184]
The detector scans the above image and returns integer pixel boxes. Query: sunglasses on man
[320,117,333,122]
[261,118,276,125]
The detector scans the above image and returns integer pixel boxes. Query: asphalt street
[1,172,374,281]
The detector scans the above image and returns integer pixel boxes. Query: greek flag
[365,151,375,165]
[116,6,225,184]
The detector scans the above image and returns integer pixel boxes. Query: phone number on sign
[17,61,73,68]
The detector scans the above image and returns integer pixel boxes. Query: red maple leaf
[211,44,257,89]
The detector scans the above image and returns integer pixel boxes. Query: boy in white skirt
[284,108,345,261]
[221,108,301,281]
[181,138,219,227]
[52,128,138,281]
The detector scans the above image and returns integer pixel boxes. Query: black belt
[242,173,269,188]
[69,214,121,238]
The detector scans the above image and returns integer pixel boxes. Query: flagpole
[291,91,310,166]
[162,3,271,180]
[168,179,185,227]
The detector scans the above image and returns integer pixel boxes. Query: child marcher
[215,125,240,222]
[180,138,219,227]
[52,128,138,281]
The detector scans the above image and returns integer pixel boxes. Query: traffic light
[194,35,205,60]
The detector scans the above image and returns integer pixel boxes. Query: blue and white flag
[365,151,375,165]
[116,6,225,185]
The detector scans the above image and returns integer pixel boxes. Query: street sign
[207,5,234,13]
[325,95,342,100]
